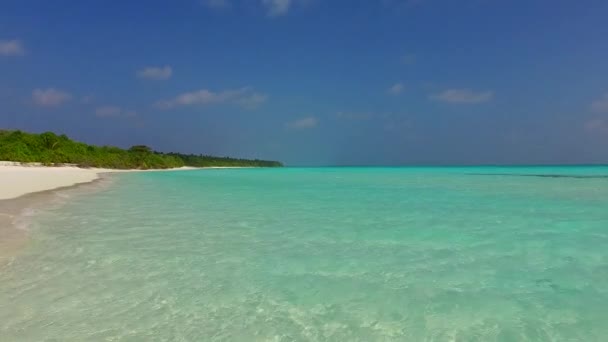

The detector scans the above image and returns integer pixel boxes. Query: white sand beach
[0,163,119,200]
[0,162,197,200]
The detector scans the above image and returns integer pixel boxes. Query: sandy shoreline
[0,162,198,201]
[0,161,256,202]
[0,163,198,261]
[0,165,117,200]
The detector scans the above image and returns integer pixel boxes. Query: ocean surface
[1,167,608,341]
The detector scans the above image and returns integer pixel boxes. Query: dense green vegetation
[0,130,282,169]
[166,152,283,168]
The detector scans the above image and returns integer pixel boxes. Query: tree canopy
[0,130,283,169]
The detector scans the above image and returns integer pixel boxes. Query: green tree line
[0,130,282,169]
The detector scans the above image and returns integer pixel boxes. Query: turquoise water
[1,167,608,341]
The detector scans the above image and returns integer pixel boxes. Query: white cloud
[32,88,72,107]
[95,106,137,118]
[0,39,25,56]
[238,93,268,109]
[203,0,308,16]
[286,116,318,129]
[401,53,416,65]
[584,118,608,135]
[204,0,231,9]
[388,82,405,95]
[81,95,95,104]
[137,65,173,80]
[431,88,494,104]
[156,87,267,109]
[591,93,608,113]
[262,0,291,16]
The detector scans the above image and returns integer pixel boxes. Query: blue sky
[1,0,608,165]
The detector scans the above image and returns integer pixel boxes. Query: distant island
[0,130,283,169]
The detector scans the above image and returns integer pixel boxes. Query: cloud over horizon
[591,93,608,113]
[584,117,608,141]
[137,66,173,80]
[2,0,608,165]
[388,83,405,95]
[286,116,318,129]
[156,87,267,109]
[262,0,291,16]
[202,0,308,16]
[0,39,25,56]
[32,88,72,107]
[431,89,494,104]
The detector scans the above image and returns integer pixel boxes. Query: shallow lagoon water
[1,167,608,341]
